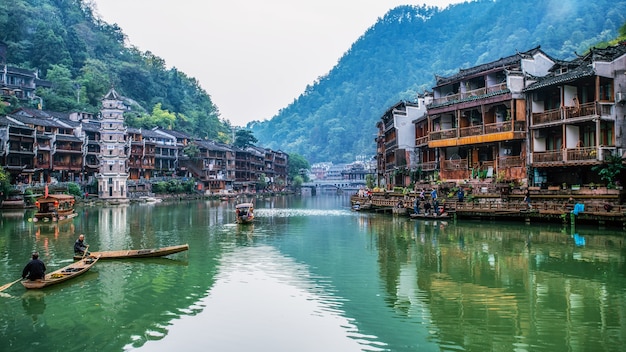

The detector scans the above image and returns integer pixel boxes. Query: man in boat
[74,234,90,256]
[22,252,46,281]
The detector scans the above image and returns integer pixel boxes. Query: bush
[67,183,82,197]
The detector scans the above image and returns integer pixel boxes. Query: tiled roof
[524,65,595,91]
[8,113,65,128]
[524,43,626,92]
[435,46,544,86]
[55,134,82,142]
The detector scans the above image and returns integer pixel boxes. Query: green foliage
[1,0,224,140]
[251,1,626,163]
[152,179,196,194]
[233,130,258,148]
[288,153,310,182]
[257,173,268,189]
[67,183,82,197]
[0,166,11,199]
[592,153,625,188]
[292,175,304,188]
[365,174,376,189]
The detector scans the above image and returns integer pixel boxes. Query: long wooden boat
[32,194,76,222]
[21,256,100,289]
[73,244,189,260]
[235,203,254,224]
[409,212,451,220]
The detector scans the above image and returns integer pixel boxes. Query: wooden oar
[81,245,90,259]
[0,278,22,292]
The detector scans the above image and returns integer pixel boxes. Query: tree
[0,166,11,200]
[288,153,310,182]
[592,153,625,188]
[233,129,258,148]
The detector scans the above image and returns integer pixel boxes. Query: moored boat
[21,256,100,289]
[33,194,76,222]
[235,202,254,224]
[73,244,189,260]
[409,212,451,220]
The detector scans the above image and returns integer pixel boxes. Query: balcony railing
[443,158,468,171]
[459,125,483,137]
[566,146,598,162]
[430,128,458,141]
[498,155,524,168]
[415,135,429,146]
[432,83,508,105]
[418,161,438,171]
[532,102,598,126]
[532,150,563,163]
[532,146,609,165]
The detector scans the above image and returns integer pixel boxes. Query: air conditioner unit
[616,92,626,103]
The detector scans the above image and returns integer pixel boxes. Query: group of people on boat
[411,188,445,215]
[21,234,90,282]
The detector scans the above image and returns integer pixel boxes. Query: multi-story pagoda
[96,88,129,200]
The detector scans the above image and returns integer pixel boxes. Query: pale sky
[92,0,464,126]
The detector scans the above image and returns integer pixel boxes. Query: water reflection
[1,197,625,351]
[371,218,626,351]
[21,291,46,327]
[135,245,369,352]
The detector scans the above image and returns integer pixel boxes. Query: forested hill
[0,0,227,141]
[249,0,626,164]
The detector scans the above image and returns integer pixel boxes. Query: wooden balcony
[415,135,429,146]
[443,158,468,171]
[532,146,603,166]
[532,102,597,126]
[432,83,508,105]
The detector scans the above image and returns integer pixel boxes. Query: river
[0,194,625,351]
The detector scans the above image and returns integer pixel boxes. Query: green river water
[0,194,625,352]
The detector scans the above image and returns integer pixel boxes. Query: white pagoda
[96,88,129,200]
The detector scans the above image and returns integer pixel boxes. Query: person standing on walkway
[413,197,420,214]
[524,189,532,209]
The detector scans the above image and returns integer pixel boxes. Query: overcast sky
[92,0,464,126]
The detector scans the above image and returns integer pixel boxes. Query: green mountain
[249,0,626,163]
[0,0,227,141]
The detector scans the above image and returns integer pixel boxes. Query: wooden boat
[352,202,372,211]
[73,244,189,260]
[21,256,100,289]
[32,194,76,222]
[1,194,37,209]
[409,212,451,220]
[235,202,254,224]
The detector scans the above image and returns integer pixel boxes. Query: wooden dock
[350,194,626,229]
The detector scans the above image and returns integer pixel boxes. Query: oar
[0,278,22,292]
[81,245,90,259]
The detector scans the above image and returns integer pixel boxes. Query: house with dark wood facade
[426,47,554,183]
[524,44,626,187]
